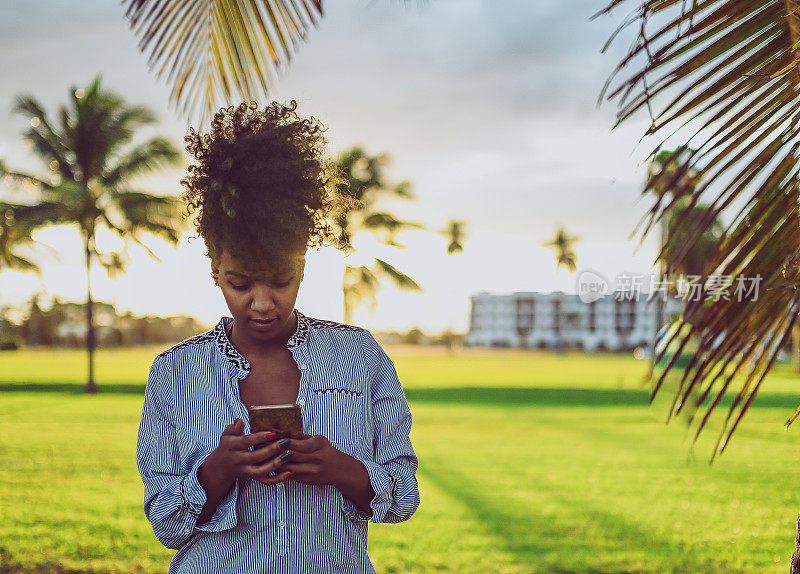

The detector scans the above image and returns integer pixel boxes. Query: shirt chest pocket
[306,381,370,458]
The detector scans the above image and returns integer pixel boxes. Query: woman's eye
[230,283,249,291]
[275,282,291,288]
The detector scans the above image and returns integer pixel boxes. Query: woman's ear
[210,252,221,286]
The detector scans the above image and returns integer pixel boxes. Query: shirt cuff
[181,456,207,517]
[340,458,396,523]
[181,452,240,533]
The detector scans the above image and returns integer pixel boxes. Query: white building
[465,291,684,351]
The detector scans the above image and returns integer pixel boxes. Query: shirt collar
[214,309,309,372]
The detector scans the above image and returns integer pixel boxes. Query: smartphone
[248,403,304,440]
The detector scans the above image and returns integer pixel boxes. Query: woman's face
[216,248,305,348]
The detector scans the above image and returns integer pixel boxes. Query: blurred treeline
[0,296,207,350]
[376,328,464,348]
[0,298,463,351]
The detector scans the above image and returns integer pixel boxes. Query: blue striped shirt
[136,309,420,573]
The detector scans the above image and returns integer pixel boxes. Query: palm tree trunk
[343,288,353,326]
[83,232,98,394]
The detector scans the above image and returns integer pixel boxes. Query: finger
[243,454,289,479]
[227,430,279,452]
[244,441,287,465]
[221,418,243,436]
[272,449,310,464]
[243,431,279,449]
[255,471,294,486]
[281,435,325,453]
[278,462,316,476]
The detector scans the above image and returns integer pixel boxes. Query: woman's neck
[227,310,297,357]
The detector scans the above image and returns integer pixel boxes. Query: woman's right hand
[204,418,294,487]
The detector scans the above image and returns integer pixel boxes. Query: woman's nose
[250,285,276,313]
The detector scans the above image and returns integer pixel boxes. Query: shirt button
[278,520,285,528]
[184,527,192,534]
[297,398,305,406]
[299,363,307,370]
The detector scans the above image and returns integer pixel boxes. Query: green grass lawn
[1,345,800,572]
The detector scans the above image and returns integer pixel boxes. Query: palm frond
[0,251,40,272]
[109,191,186,244]
[13,96,76,180]
[0,162,50,190]
[102,137,181,187]
[1,201,72,229]
[123,0,323,123]
[373,258,422,291]
[0,201,68,271]
[96,250,128,277]
[361,212,426,245]
[601,0,800,456]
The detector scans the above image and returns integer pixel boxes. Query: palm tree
[443,220,465,255]
[646,149,726,295]
[597,1,800,459]
[541,227,579,273]
[331,147,424,325]
[662,201,725,282]
[0,76,185,393]
[441,220,466,352]
[644,150,727,422]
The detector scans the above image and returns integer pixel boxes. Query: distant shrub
[0,338,20,351]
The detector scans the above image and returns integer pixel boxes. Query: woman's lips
[250,318,277,327]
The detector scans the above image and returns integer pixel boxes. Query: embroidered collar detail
[215,309,309,372]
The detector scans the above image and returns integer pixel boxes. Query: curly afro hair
[181,100,355,282]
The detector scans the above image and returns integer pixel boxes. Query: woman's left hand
[276,434,353,486]
[279,434,376,515]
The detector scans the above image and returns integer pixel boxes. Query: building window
[553,299,560,335]
[615,299,636,336]
[514,297,535,342]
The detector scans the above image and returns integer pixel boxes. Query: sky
[0,0,664,334]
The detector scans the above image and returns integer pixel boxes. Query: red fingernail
[286,472,295,478]
[264,432,277,440]
[234,418,241,425]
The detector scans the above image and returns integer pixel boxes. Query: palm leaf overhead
[123,0,323,123]
[597,0,800,457]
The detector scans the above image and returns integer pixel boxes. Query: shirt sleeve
[340,330,420,524]
[136,353,239,549]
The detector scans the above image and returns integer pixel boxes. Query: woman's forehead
[220,250,304,276]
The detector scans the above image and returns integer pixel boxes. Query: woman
[136,101,420,573]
